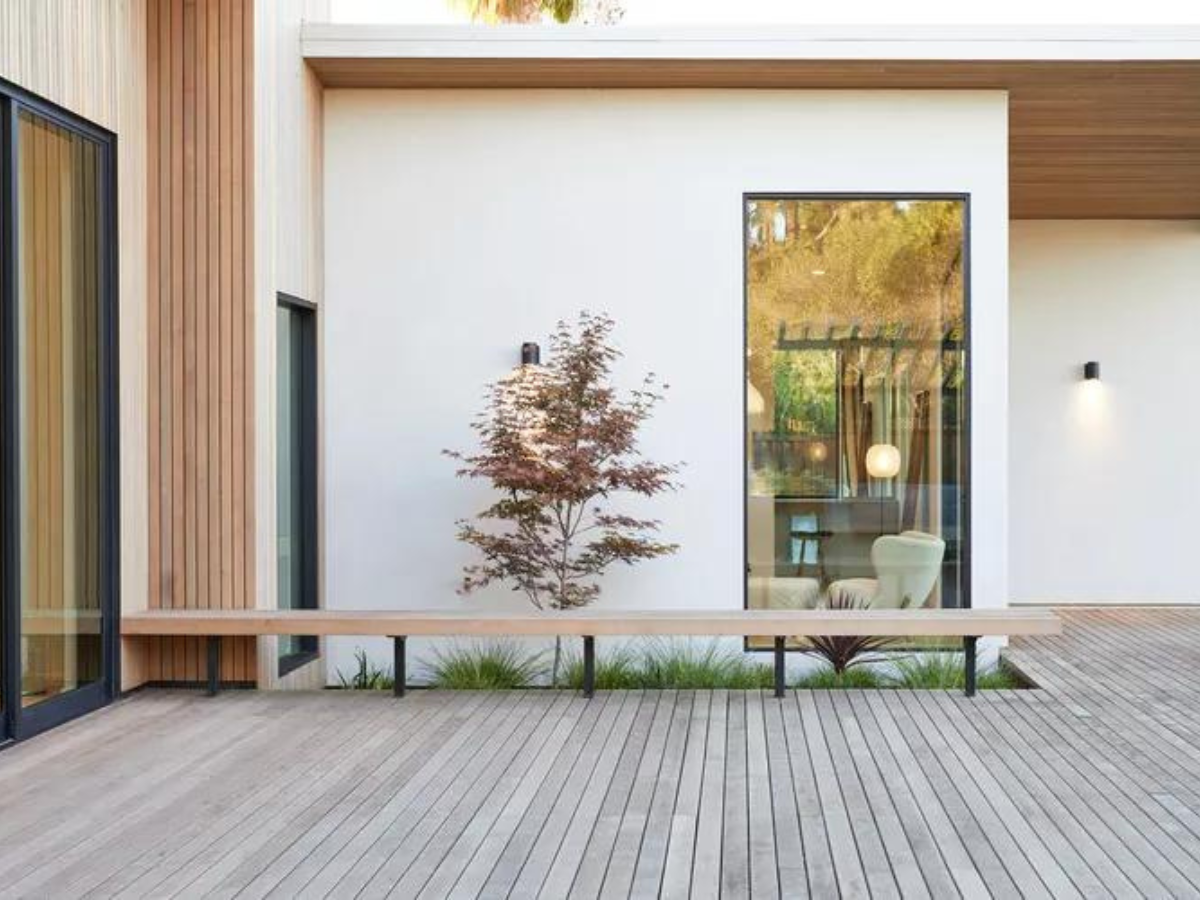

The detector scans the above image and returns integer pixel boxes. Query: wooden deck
[1,607,1199,898]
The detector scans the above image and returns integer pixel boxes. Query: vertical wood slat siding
[0,1,120,131]
[146,0,161,685]
[147,0,256,684]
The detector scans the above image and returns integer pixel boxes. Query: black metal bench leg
[393,636,406,697]
[582,636,595,699]
[964,636,978,697]
[206,636,220,696]
[774,636,787,699]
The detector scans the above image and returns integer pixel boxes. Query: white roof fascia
[301,24,1200,62]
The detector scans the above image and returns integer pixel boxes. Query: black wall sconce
[1083,361,1100,381]
[521,342,540,365]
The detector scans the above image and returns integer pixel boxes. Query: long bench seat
[122,608,1061,698]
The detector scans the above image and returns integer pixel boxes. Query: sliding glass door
[744,196,968,639]
[1,85,117,742]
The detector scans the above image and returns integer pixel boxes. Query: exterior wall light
[521,342,540,365]
[865,443,902,479]
[1083,361,1100,381]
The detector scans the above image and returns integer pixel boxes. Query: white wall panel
[323,89,1009,676]
[1011,220,1200,604]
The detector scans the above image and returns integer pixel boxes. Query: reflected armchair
[826,531,946,610]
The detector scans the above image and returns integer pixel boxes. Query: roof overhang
[303,26,1200,219]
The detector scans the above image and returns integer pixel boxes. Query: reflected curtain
[902,390,931,531]
[839,362,872,497]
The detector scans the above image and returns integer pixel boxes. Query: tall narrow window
[277,296,317,674]
[745,197,967,638]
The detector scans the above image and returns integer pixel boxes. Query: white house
[0,5,1197,739]
[312,25,1200,678]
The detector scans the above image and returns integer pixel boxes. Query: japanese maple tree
[448,312,679,616]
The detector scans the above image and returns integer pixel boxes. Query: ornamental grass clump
[793,666,885,690]
[564,640,773,690]
[425,641,546,690]
[563,646,644,691]
[889,652,1021,690]
[636,641,775,690]
[336,648,394,691]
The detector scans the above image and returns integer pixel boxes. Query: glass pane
[277,303,315,664]
[746,198,966,633]
[0,118,4,729]
[17,110,103,705]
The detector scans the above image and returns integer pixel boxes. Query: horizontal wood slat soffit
[303,56,1200,219]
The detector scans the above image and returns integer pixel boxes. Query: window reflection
[746,198,966,630]
[17,110,104,704]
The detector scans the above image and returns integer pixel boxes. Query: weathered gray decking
[2,607,1199,898]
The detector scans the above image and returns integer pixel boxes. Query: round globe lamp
[865,443,901,479]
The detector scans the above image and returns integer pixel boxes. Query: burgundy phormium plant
[802,587,910,675]
[447,312,679,613]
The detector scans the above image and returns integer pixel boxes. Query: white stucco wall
[323,89,1009,678]
[1010,220,1200,604]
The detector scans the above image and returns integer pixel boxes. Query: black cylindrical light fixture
[521,342,540,365]
[1083,361,1100,381]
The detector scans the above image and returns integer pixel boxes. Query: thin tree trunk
[551,636,562,688]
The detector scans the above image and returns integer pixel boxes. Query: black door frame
[276,293,319,678]
[0,77,120,744]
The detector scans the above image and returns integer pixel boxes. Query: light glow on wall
[1070,376,1110,438]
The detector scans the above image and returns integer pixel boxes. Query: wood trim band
[123,608,1062,638]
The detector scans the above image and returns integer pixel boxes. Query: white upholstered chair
[748,571,822,610]
[746,495,822,610]
[826,530,946,609]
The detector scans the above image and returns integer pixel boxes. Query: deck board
[5,608,1200,898]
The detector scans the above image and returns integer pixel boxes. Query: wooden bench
[122,608,1060,698]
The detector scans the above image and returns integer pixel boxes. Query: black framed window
[0,78,119,742]
[744,195,969,646]
[277,294,318,676]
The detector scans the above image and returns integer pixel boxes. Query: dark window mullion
[0,95,18,741]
